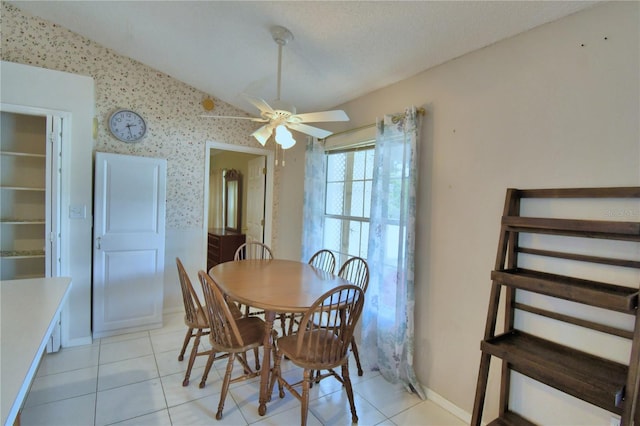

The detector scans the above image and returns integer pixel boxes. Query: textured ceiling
[10,1,599,116]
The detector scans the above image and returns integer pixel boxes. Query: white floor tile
[309,391,387,426]
[116,409,172,426]
[99,330,150,345]
[19,313,465,426]
[20,393,96,426]
[98,354,159,391]
[95,378,166,426]
[251,405,323,426]
[25,366,98,407]
[155,347,213,378]
[35,344,100,377]
[231,377,300,424]
[150,328,190,354]
[389,399,467,425]
[160,368,222,407]
[354,375,423,418]
[99,336,153,365]
[168,393,248,425]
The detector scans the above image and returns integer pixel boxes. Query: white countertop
[1,277,72,426]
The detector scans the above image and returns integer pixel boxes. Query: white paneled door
[93,152,166,338]
[246,156,266,244]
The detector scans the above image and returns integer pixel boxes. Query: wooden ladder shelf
[472,187,640,425]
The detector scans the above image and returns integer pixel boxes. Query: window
[322,146,375,266]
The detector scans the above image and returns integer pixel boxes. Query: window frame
[322,143,375,264]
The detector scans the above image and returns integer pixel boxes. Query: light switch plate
[69,205,86,219]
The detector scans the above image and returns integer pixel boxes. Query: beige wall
[322,2,638,423]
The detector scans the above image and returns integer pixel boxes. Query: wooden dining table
[208,258,351,416]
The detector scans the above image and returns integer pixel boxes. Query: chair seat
[277,330,346,368]
[212,316,266,353]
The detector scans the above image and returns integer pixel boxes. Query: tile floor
[20,312,466,426]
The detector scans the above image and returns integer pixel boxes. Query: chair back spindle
[234,242,274,261]
[338,256,369,293]
[199,271,245,350]
[308,249,336,274]
[177,257,203,324]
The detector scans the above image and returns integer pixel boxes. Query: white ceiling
[10,1,599,116]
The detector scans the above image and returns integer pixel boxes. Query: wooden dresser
[207,228,245,270]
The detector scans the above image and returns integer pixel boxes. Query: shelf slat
[0,220,46,225]
[516,187,640,199]
[0,150,46,158]
[0,186,46,191]
[491,269,638,313]
[482,331,628,414]
[502,216,640,241]
[0,250,45,259]
[487,411,537,426]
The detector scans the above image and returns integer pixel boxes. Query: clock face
[108,109,147,142]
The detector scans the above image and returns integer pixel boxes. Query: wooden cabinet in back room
[207,228,245,270]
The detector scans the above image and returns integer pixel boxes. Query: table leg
[259,310,275,416]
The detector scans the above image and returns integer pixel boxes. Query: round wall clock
[108,109,147,142]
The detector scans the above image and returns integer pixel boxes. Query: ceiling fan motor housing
[269,99,296,117]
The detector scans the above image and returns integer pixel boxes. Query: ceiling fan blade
[241,93,274,115]
[201,115,267,122]
[287,123,333,139]
[290,110,349,123]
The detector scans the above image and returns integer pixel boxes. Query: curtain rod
[321,107,426,142]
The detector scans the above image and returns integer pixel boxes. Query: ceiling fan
[203,25,349,149]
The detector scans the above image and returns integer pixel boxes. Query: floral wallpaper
[0,2,280,234]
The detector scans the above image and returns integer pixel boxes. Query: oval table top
[209,259,350,313]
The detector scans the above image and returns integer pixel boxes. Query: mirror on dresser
[225,169,242,233]
[207,169,246,270]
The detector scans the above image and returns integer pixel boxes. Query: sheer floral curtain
[362,106,425,398]
[301,137,326,262]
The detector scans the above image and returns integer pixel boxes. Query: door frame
[1,103,68,279]
[203,141,274,255]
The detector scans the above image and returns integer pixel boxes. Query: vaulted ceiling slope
[9,1,599,115]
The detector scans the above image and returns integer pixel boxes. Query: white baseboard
[63,336,93,348]
[163,305,184,315]
[92,322,163,339]
[422,385,473,425]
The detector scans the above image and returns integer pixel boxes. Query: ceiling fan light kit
[202,25,349,152]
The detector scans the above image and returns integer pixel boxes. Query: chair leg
[341,362,359,423]
[279,313,287,336]
[199,349,216,389]
[216,353,236,420]
[253,348,260,370]
[183,329,202,386]
[301,369,312,426]
[268,349,285,399]
[178,327,193,361]
[351,336,363,376]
